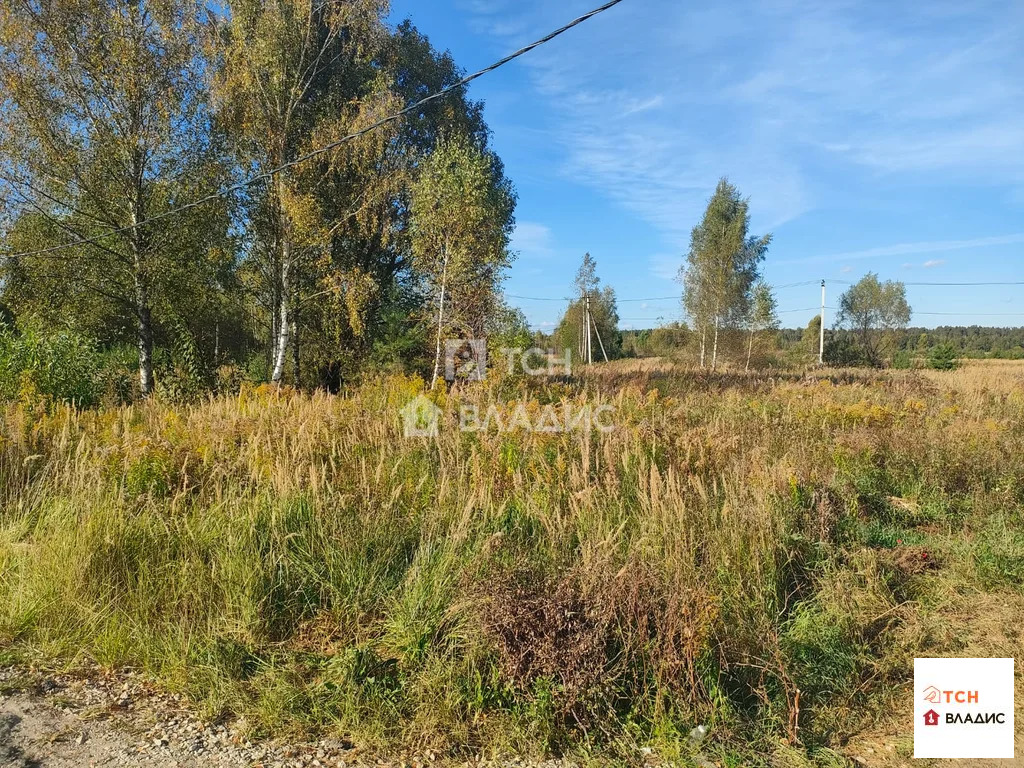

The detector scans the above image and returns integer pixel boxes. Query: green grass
[0,364,1022,763]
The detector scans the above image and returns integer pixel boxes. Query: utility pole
[819,280,826,365]
[584,293,593,365]
[593,317,610,362]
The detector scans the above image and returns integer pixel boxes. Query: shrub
[0,320,100,405]
[890,350,914,369]
[928,344,959,370]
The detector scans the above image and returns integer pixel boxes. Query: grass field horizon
[1,359,1022,766]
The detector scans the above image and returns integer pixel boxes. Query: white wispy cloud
[622,95,664,116]
[923,259,946,268]
[648,253,681,281]
[464,0,1024,248]
[511,221,555,258]
[779,233,1024,265]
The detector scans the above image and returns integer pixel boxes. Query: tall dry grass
[0,362,1022,762]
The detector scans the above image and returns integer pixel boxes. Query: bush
[928,344,959,370]
[890,350,914,369]
[0,320,100,405]
[823,335,866,367]
[95,345,141,404]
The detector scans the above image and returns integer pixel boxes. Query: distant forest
[620,323,1024,361]
[781,324,1024,359]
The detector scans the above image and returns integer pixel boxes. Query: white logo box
[914,657,1015,759]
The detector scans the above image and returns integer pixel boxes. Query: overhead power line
[1,0,626,261]
[826,279,1024,287]
[912,310,1024,317]
[506,280,865,305]
[506,293,680,302]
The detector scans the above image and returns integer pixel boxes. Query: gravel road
[0,666,596,768]
[0,666,403,768]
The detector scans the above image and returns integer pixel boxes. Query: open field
[1,361,1022,765]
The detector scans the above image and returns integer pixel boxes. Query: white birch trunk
[271,240,291,384]
[129,200,154,396]
[711,319,720,371]
[430,242,450,390]
[271,176,292,385]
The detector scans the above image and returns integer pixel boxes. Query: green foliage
[156,323,207,402]
[553,255,621,361]
[1,0,517,399]
[411,135,516,385]
[891,349,914,369]
[681,177,771,369]
[621,323,690,358]
[0,321,99,405]
[927,343,959,370]
[0,0,234,395]
[836,273,912,367]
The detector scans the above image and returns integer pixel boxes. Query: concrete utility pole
[584,293,593,365]
[593,317,610,362]
[819,280,826,365]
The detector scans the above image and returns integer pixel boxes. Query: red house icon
[924,709,940,726]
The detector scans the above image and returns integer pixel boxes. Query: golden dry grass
[0,364,1021,764]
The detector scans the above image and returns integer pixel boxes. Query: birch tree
[555,254,620,361]
[410,136,515,389]
[207,0,387,384]
[295,20,498,388]
[0,0,225,395]
[745,280,779,371]
[680,178,770,370]
[837,273,911,366]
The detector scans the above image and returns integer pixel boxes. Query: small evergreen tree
[928,344,959,370]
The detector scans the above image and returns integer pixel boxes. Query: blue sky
[389,0,1024,330]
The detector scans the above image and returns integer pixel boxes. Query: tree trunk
[292,283,300,387]
[746,327,754,372]
[711,319,720,371]
[271,181,292,385]
[129,197,154,396]
[271,251,290,383]
[700,326,706,369]
[135,277,154,396]
[429,243,450,390]
[269,235,279,378]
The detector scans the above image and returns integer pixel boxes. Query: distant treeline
[619,322,1024,363]
[777,324,1024,359]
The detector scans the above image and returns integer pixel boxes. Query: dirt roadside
[0,665,371,768]
[2,590,1021,768]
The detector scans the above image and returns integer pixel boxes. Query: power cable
[1,0,626,261]
[826,279,1024,287]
